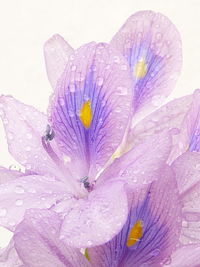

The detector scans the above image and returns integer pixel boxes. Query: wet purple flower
[0,9,199,267]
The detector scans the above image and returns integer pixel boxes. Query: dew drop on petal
[25,146,31,152]
[0,208,7,217]
[15,186,25,194]
[15,199,23,206]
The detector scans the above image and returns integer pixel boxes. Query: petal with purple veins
[88,166,181,266]
[14,209,91,267]
[50,42,133,179]
[44,34,74,89]
[111,10,182,121]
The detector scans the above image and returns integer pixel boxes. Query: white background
[0,0,200,248]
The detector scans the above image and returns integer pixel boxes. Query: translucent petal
[44,34,74,89]
[111,10,182,120]
[50,42,132,179]
[89,166,181,266]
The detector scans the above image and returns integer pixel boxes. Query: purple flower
[0,9,199,266]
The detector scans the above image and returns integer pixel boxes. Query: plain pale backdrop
[0,0,200,248]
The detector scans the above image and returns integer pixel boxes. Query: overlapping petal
[0,96,63,178]
[168,244,200,267]
[127,94,192,149]
[0,175,72,231]
[44,34,74,89]
[88,166,181,266]
[14,209,91,267]
[111,10,182,121]
[50,42,133,178]
[0,239,24,267]
[60,180,128,248]
[98,131,171,188]
[0,167,23,184]
[172,152,200,245]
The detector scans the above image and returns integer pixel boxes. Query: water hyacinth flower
[0,9,199,267]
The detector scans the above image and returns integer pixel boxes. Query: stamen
[80,176,93,192]
[44,124,55,141]
[42,125,61,165]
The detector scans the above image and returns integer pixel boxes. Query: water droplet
[7,132,14,140]
[87,240,93,246]
[69,84,76,93]
[26,133,32,139]
[117,86,128,95]
[15,199,23,206]
[0,208,7,217]
[96,77,104,86]
[71,65,77,71]
[25,146,31,152]
[195,164,200,170]
[120,64,128,70]
[151,248,160,257]
[15,186,25,194]
[59,98,65,106]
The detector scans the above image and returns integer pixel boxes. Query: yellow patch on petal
[134,58,147,78]
[127,220,143,247]
[80,100,92,129]
[84,248,90,261]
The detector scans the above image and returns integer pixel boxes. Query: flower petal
[172,152,200,245]
[88,166,181,266]
[168,244,200,267]
[60,180,128,248]
[111,10,182,120]
[178,89,200,154]
[0,175,71,231]
[0,167,23,184]
[0,239,23,267]
[99,131,171,188]
[14,209,91,267]
[127,94,192,149]
[0,96,63,178]
[50,42,132,178]
[44,34,74,89]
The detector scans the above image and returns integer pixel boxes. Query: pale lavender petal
[0,167,23,184]
[98,131,171,188]
[172,152,200,245]
[0,175,71,231]
[0,96,63,178]
[179,89,200,153]
[14,209,91,267]
[0,239,24,267]
[167,244,200,267]
[44,34,74,89]
[50,42,132,178]
[127,94,192,151]
[60,180,128,248]
[111,10,182,120]
[88,166,181,266]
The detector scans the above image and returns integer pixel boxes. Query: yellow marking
[127,220,143,247]
[84,248,90,261]
[134,58,147,78]
[80,100,92,129]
